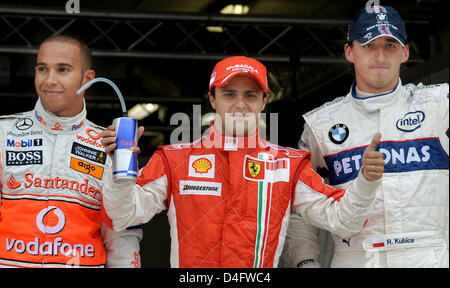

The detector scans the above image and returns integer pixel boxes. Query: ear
[261,92,269,111]
[208,92,216,110]
[401,44,410,64]
[82,69,95,86]
[344,43,354,63]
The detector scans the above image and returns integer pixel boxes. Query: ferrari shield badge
[248,160,262,178]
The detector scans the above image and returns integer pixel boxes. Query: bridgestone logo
[179,180,222,197]
[183,185,218,192]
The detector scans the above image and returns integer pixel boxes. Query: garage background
[0,0,448,267]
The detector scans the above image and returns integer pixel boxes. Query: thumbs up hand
[362,133,385,181]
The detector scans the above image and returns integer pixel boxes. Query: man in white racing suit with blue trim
[286,5,449,268]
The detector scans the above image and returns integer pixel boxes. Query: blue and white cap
[347,6,407,47]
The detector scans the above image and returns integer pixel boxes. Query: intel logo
[396,111,425,132]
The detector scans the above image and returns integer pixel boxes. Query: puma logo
[343,238,351,247]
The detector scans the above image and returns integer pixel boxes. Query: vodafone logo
[36,206,66,234]
[51,122,63,131]
[5,206,97,258]
[86,128,101,140]
[76,134,104,148]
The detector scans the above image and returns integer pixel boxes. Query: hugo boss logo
[6,150,43,166]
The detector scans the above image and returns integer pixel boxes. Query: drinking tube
[76,77,127,117]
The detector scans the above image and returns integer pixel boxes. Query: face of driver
[209,74,268,137]
[345,36,409,94]
[35,40,94,117]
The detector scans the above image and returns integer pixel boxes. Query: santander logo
[7,175,21,189]
[5,172,102,200]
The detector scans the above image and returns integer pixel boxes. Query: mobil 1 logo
[6,150,43,166]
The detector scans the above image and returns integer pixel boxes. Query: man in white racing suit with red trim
[0,34,142,267]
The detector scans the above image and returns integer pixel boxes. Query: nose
[373,47,387,63]
[45,70,58,85]
[233,93,248,109]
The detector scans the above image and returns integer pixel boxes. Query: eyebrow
[385,38,399,44]
[222,89,260,93]
[35,62,74,68]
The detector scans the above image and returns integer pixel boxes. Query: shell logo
[192,158,212,174]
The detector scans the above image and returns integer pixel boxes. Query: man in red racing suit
[101,56,385,267]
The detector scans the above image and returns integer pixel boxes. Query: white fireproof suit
[0,99,142,267]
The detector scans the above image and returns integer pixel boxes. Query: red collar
[201,123,265,151]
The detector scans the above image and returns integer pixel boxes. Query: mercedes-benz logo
[15,118,34,130]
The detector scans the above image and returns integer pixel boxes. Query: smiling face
[345,36,409,93]
[209,75,268,137]
[34,40,94,117]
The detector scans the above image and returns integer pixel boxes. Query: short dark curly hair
[40,34,93,72]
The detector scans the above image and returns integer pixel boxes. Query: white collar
[34,98,87,134]
[350,78,402,112]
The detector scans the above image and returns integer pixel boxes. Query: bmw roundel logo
[328,124,349,144]
[376,12,387,21]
